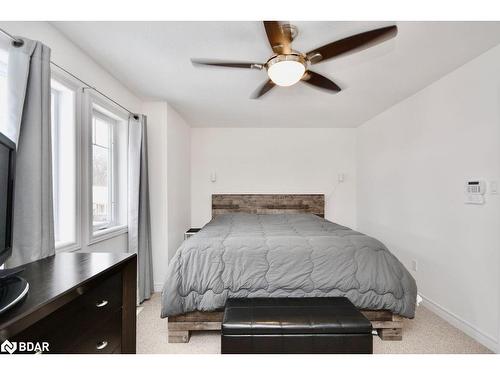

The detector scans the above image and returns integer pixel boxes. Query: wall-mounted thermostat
[465,180,486,204]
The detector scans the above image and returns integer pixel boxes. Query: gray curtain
[5,38,55,267]
[128,115,153,304]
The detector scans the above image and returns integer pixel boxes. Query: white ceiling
[52,21,500,128]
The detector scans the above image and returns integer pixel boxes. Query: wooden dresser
[0,252,137,354]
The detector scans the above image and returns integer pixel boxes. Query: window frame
[50,70,81,253]
[91,108,118,232]
[51,87,60,239]
[84,91,128,245]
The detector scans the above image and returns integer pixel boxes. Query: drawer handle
[96,341,108,350]
[96,300,109,308]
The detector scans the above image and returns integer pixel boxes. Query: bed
[162,194,417,343]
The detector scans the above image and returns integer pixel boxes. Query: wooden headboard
[212,194,325,218]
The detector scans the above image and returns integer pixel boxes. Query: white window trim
[87,224,128,245]
[0,60,7,76]
[51,69,82,253]
[51,87,61,241]
[83,90,129,245]
[91,109,117,232]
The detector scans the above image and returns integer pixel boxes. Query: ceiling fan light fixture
[266,55,306,87]
[191,23,398,98]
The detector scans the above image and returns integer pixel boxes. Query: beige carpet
[137,293,492,354]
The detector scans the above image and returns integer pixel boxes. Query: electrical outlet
[411,260,418,272]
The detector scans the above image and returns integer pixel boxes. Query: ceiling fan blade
[251,80,276,99]
[191,59,264,70]
[263,21,292,55]
[306,25,397,64]
[301,71,341,93]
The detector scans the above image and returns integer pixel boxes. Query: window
[0,61,128,249]
[51,77,78,251]
[50,80,128,249]
[92,110,116,230]
[89,101,127,242]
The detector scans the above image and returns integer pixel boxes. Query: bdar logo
[1,339,17,354]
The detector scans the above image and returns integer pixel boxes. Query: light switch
[210,172,216,183]
[490,180,498,195]
[465,194,485,204]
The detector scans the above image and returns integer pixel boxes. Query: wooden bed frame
[168,194,405,343]
[168,309,404,343]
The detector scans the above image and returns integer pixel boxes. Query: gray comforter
[161,213,417,318]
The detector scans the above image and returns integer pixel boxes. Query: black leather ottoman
[221,297,373,354]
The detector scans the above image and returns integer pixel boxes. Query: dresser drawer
[12,271,123,353]
[78,271,123,317]
[69,310,122,354]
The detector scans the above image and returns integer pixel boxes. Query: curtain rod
[0,27,139,120]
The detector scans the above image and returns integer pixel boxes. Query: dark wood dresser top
[0,252,136,337]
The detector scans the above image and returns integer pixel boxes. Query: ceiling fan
[191,21,398,98]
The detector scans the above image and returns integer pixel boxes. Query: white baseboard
[420,294,498,353]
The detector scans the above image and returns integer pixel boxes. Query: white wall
[357,44,500,352]
[0,21,143,254]
[144,102,191,291]
[191,128,357,229]
[167,104,191,261]
[0,22,141,112]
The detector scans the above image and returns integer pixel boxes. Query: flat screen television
[0,131,15,266]
[0,131,28,315]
